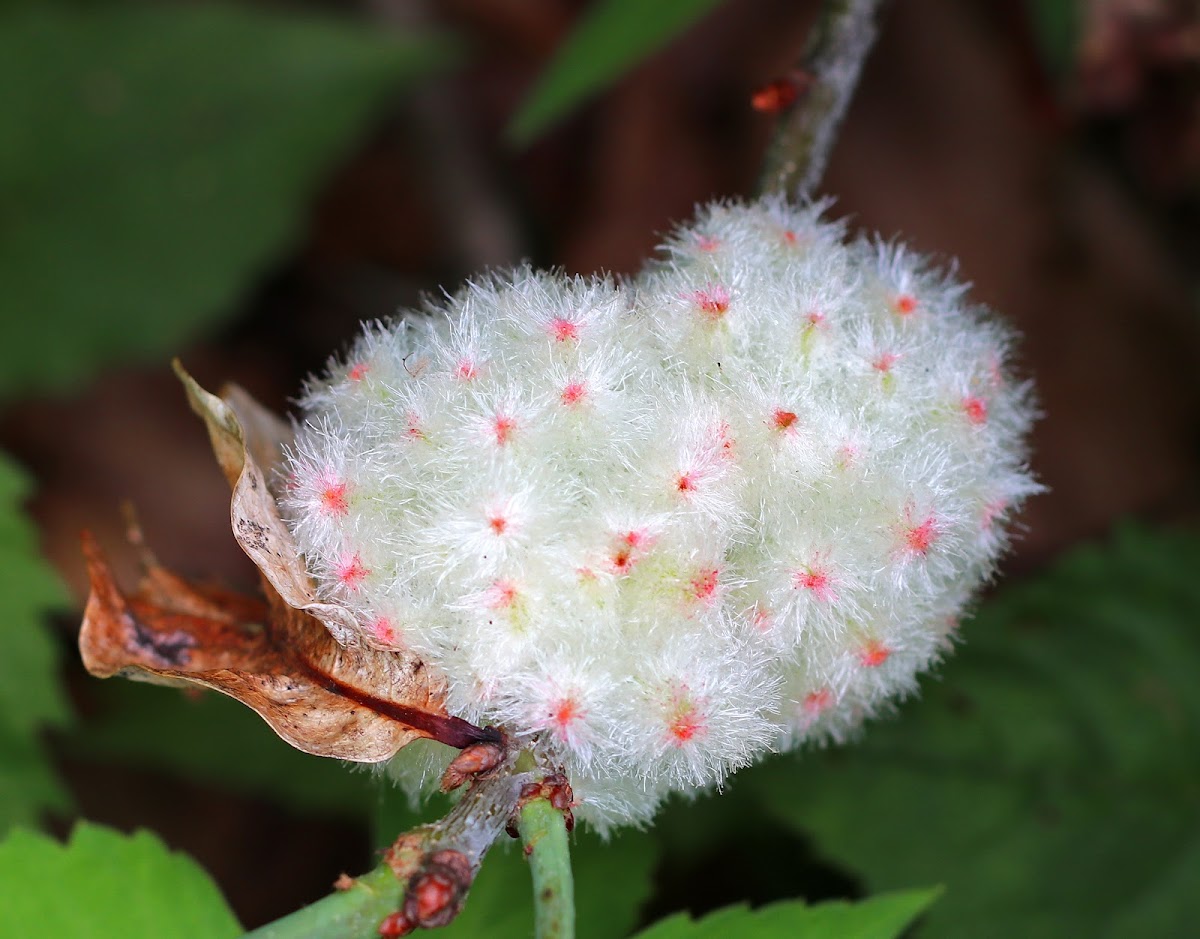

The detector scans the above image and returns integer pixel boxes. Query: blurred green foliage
[65,679,380,818]
[0,0,457,854]
[0,1,1195,936]
[742,524,1200,937]
[629,887,942,939]
[0,456,70,832]
[507,0,725,145]
[1022,0,1079,79]
[0,2,455,396]
[0,822,242,937]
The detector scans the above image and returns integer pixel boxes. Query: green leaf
[66,679,379,819]
[631,887,941,939]
[438,825,660,939]
[506,0,724,145]
[0,822,241,937]
[1022,0,1079,79]
[573,827,662,939]
[0,3,455,397]
[751,524,1200,938]
[0,730,71,835]
[0,454,70,831]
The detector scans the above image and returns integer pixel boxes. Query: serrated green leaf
[0,822,241,937]
[632,887,941,939]
[437,825,660,939]
[0,454,70,831]
[66,679,380,818]
[506,0,724,145]
[0,458,68,737]
[750,524,1200,938]
[0,3,455,397]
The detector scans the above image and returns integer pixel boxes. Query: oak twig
[243,752,532,939]
[242,746,578,939]
[759,0,886,200]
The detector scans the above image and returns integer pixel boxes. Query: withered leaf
[78,364,497,761]
[171,361,360,645]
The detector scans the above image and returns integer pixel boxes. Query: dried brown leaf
[174,362,369,646]
[78,364,498,761]
[80,533,493,757]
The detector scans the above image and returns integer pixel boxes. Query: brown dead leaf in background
[78,364,497,760]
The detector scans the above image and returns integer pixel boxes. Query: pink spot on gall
[319,478,349,517]
[794,566,836,602]
[690,568,720,604]
[622,529,648,549]
[336,553,369,590]
[371,616,397,645]
[454,359,478,381]
[609,528,650,574]
[665,686,705,745]
[669,711,702,743]
[549,318,579,343]
[903,515,939,555]
[859,640,891,668]
[492,415,517,446]
[347,362,369,381]
[962,396,988,425]
[486,580,519,609]
[549,696,581,732]
[804,687,833,715]
[692,284,731,319]
[772,408,799,432]
[560,381,586,406]
[894,294,918,316]
[873,351,898,374]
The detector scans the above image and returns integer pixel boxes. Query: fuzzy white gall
[281,197,1038,831]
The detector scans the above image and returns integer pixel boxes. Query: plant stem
[759,0,886,200]
[242,761,530,939]
[241,864,407,939]
[518,797,575,939]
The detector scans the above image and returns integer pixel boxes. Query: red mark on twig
[750,71,812,113]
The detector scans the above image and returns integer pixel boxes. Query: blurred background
[1,0,1198,934]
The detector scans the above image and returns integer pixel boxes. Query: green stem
[241,863,407,939]
[518,797,575,939]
